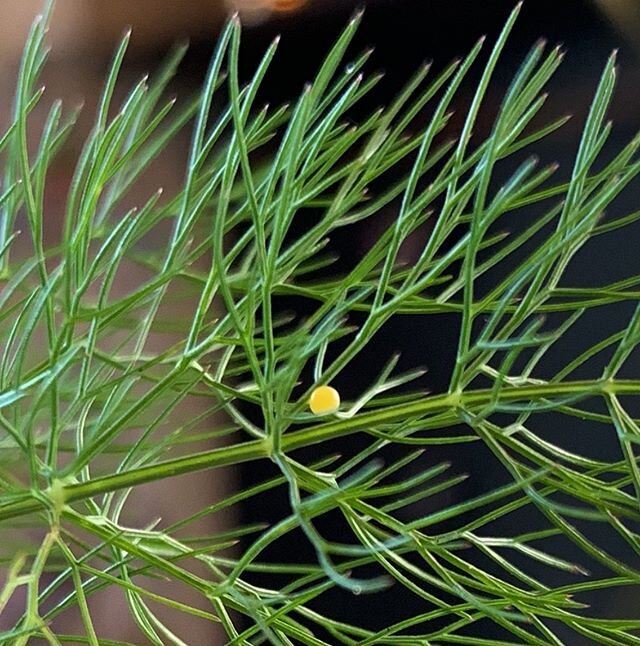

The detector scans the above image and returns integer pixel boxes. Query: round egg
[309,385,341,415]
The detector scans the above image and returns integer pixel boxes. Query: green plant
[2,2,640,643]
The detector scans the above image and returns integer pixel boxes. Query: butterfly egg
[309,385,341,415]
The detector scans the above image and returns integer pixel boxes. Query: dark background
[223,1,640,643]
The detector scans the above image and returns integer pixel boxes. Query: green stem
[1,378,636,524]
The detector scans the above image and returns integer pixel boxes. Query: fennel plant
[1,2,640,644]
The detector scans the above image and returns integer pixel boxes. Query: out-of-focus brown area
[0,0,322,63]
[0,3,234,644]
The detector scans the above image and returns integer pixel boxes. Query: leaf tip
[351,6,366,23]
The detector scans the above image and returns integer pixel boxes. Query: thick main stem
[1,378,636,523]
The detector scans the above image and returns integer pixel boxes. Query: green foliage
[2,3,640,643]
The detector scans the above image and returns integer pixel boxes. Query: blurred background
[1,0,640,643]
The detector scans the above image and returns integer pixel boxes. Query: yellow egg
[309,385,340,415]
